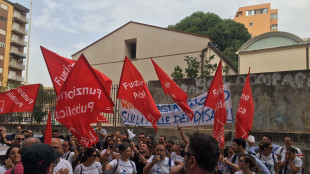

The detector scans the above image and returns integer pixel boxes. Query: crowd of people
[0,124,308,174]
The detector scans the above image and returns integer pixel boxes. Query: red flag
[117,57,161,131]
[236,68,254,139]
[204,60,227,148]
[56,54,113,148]
[151,58,194,121]
[44,111,52,145]
[0,84,40,114]
[40,46,113,113]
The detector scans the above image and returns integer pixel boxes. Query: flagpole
[197,105,204,132]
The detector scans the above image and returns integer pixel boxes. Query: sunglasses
[16,138,24,141]
[89,155,98,157]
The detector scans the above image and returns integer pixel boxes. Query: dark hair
[63,139,72,149]
[287,147,296,154]
[263,135,272,141]
[119,142,131,153]
[102,136,113,150]
[188,132,219,173]
[259,142,271,154]
[21,130,29,134]
[81,148,98,163]
[159,135,166,140]
[121,138,131,144]
[239,154,260,173]
[233,138,246,149]
[52,129,58,133]
[166,140,174,145]
[5,146,20,161]
[139,133,146,137]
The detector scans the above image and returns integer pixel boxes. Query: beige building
[237,31,310,74]
[0,0,28,88]
[72,21,237,84]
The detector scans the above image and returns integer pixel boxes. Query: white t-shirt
[62,151,76,164]
[256,153,278,174]
[54,158,73,174]
[246,135,255,152]
[73,161,103,174]
[108,158,137,174]
[100,149,120,162]
[0,165,8,174]
[170,152,184,162]
[275,146,303,159]
[146,155,175,174]
[280,156,302,174]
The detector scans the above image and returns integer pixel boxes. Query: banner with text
[121,84,233,127]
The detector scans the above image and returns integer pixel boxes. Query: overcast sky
[12,0,310,87]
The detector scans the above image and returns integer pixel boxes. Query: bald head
[51,138,63,155]
[20,137,41,153]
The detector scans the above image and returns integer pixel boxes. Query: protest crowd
[0,124,307,174]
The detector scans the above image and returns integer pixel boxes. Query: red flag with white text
[40,46,114,113]
[151,58,194,121]
[0,84,40,114]
[44,111,52,145]
[235,68,254,139]
[56,54,113,148]
[117,57,161,131]
[204,60,227,148]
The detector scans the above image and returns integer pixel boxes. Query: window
[271,24,278,30]
[125,38,137,59]
[0,55,3,60]
[249,22,253,27]
[262,8,268,14]
[0,68,2,73]
[0,42,5,48]
[271,13,278,19]
[246,10,254,16]
[0,16,7,21]
[1,3,8,10]
[236,11,243,17]
[0,29,5,35]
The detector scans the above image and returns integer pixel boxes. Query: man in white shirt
[275,137,303,161]
[143,144,175,174]
[51,138,73,174]
[278,147,302,174]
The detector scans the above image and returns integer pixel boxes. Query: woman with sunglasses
[61,139,78,164]
[102,142,137,174]
[0,146,21,173]
[236,154,259,174]
[256,142,279,174]
[74,148,102,174]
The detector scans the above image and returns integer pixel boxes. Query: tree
[168,12,251,68]
[171,66,184,79]
[32,105,47,124]
[184,56,200,78]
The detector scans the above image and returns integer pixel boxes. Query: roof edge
[71,21,213,57]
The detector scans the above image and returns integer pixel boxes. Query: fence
[0,85,124,126]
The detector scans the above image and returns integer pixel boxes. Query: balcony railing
[11,25,28,35]
[11,37,27,47]
[8,74,24,82]
[9,61,25,70]
[13,13,29,24]
[10,49,26,58]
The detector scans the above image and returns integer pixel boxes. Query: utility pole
[25,0,33,84]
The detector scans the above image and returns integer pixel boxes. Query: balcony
[8,74,24,82]
[11,25,28,35]
[13,12,29,24]
[11,37,27,47]
[10,49,26,58]
[9,61,25,70]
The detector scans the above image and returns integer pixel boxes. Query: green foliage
[171,66,184,79]
[168,12,251,68]
[201,54,218,77]
[32,105,47,123]
[184,56,200,78]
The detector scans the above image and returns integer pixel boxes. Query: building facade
[234,3,278,38]
[72,21,237,84]
[0,0,28,88]
[237,31,310,74]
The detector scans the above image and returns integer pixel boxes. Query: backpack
[112,158,134,174]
